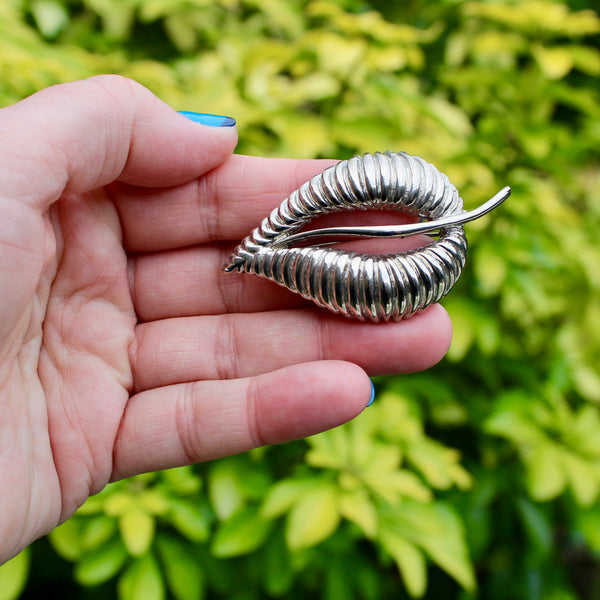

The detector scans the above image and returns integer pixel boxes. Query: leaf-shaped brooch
[225,152,509,322]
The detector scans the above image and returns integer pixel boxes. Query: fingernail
[367,381,375,407]
[178,111,236,127]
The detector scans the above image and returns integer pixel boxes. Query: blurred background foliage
[1,0,599,598]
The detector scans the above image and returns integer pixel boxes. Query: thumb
[0,75,238,210]
[0,76,237,351]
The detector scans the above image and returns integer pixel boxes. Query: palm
[0,76,452,564]
[3,188,134,557]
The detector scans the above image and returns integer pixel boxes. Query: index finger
[114,154,336,252]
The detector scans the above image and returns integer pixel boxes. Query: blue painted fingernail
[178,111,236,127]
[367,381,375,407]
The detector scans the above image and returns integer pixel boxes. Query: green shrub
[1,1,599,598]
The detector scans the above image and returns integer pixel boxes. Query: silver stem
[275,186,510,247]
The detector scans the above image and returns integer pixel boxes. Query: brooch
[225,152,509,322]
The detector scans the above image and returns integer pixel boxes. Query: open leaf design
[225,152,468,322]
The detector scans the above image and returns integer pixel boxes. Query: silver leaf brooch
[225,152,509,322]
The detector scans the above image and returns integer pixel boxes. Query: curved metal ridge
[276,186,510,247]
[224,151,506,322]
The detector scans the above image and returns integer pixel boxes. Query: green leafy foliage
[2,0,600,598]
[0,549,30,600]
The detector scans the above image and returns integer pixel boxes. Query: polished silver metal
[225,151,509,322]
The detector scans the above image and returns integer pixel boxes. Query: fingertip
[252,361,372,445]
[420,303,453,366]
[116,98,239,187]
[391,303,453,373]
[386,303,454,374]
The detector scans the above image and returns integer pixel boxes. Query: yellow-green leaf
[417,505,476,592]
[168,499,211,543]
[310,31,365,76]
[533,45,574,79]
[164,15,197,53]
[562,452,600,507]
[104,491,136,517]
[140,490,170,516]
[209,459,244,521]
[573,365,600,403]
[120,508,155,557]
[212,507,272,558]
[380,532,426,598]
[406,440,470,491]
[74,539,128,586]
[364,470,432,504]
[261,479,316,519]
[569,45,600,76]
[286,482,340,550]
[524,444,567,501]
[339,490,378,538]
[306,427,350,470]
[81,515,118,552]
[382,501,475,592]
[156,536,204,600]
[0,549,30,600]
[475,243,508,296]
[118,554,165,600]
[364,443,402,475]
[30,0,69,38]
[48,518,83,561]
[160,466,202,496]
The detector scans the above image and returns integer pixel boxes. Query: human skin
[0,75,452,563]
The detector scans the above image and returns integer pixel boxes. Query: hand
[0,75,452,563]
